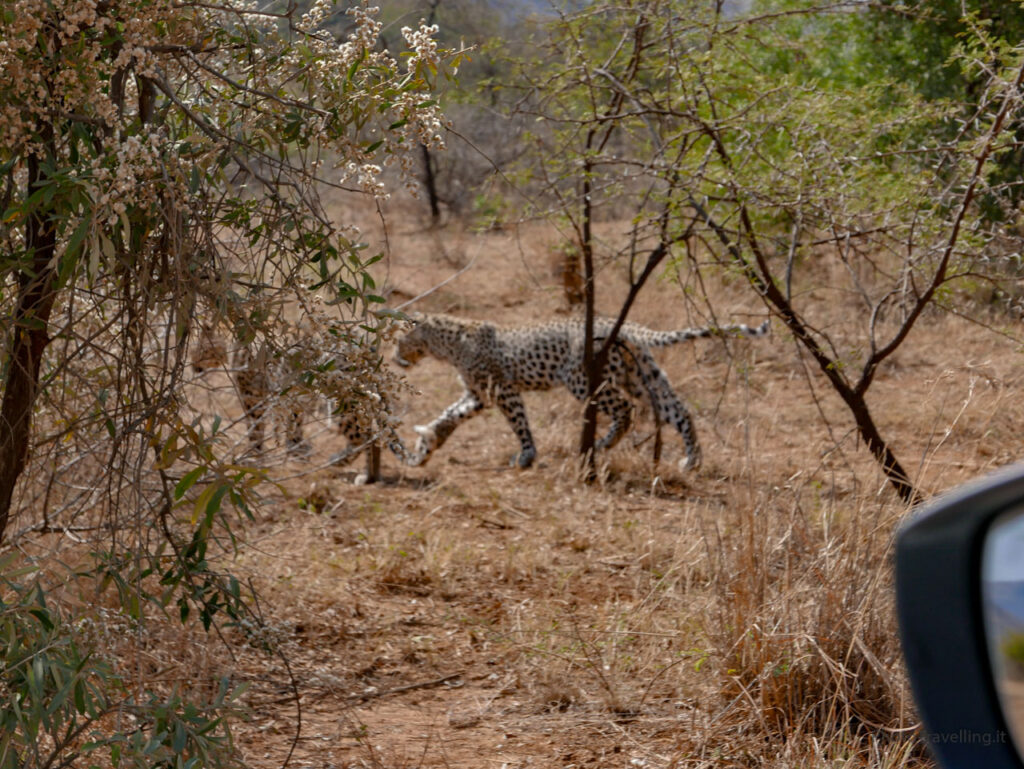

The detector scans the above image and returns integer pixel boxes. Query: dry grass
[12,190,1024,768]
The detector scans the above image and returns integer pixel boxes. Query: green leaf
[171,720,187,753]
[347,48,366,82]
[29,608,54,632]
[174,468,206,500]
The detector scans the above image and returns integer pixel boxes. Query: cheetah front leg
[234,365,271,455]
[565,370,633,455]
[329,415,383,484]
[494,386,538,468]
[408,390,485,466]
[239,392,267,454]
[284,408,312,457]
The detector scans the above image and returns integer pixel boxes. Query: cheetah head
[393,313,428,368]
[191,322,228,374]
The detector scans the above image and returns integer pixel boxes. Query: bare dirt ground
[176,197,1024,768]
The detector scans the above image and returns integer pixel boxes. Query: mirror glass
[983,507,1024,754]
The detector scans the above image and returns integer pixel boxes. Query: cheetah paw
[680,453,702,472]
[408,425,437,466]
[510,448,536,469]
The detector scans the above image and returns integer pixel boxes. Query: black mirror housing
[897,464,1024,768]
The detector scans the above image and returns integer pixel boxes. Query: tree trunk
[420,143,441,225]
[0,149,59,541]
[691,196,919,504]
[579,162,600,481]
[839,382,918,505]
[419,0,442,226]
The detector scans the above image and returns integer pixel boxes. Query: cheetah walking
[393,312,769,470]
[191,324,411,482]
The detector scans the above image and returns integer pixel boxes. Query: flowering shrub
[0,0,447,529]
[0,0,444,220]
[0,1,449,765]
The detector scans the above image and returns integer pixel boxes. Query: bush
[0,555,244,768]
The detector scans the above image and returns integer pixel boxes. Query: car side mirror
[983,507,1024,759]
[896,464,1024,769]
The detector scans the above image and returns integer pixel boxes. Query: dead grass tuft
[698,480,921,762]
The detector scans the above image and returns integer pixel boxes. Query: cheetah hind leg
[655,383,701,472]
[493,387,537,468]
[510,445,537,469]
[631,350,702,472]
[592,389,633,453]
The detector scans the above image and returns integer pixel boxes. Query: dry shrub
[529,661,585,713]
[701,479,922,760]
[371,534,435,596]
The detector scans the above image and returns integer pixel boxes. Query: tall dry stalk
[700,480,921,761]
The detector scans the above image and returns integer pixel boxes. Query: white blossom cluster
[1,0,188,252]
[402,22,440,73]
[275,306,408,437]
[297,0,339,35]
[340,160,387,198]
[87,132,165,227]
[0,0,181,143]
[1,0,447,248]
[290,1,447,197]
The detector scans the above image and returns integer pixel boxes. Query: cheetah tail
[646,318,770,347]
